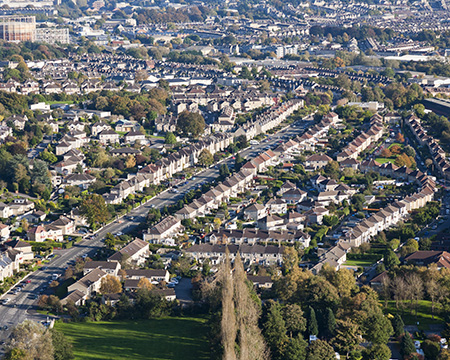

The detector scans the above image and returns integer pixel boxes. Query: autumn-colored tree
[380,148,392,158]
[100,275,122,295]
[125,155,136,169]
[396,133,405,143]
[137,277,153,290]
[390,144,402,155]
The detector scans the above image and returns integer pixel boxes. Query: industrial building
[423,98,450,117]
[0,16,35,42]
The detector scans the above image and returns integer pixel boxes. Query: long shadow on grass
[61,317,209,360]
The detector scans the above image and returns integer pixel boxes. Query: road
[0,120,308,345]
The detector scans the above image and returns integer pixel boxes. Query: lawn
[388,142,404,149]
[375,157,395,165]
[44,100,74,105]
[383,300,444,331]
[55,317,210,360]
[343,259,377,268]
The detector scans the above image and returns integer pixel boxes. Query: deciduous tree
[100,275,122,295]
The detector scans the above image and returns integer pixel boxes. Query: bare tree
[391,276,407,310]
[426,279,448,319]
[221,248,237,360]
[405,273,423,316]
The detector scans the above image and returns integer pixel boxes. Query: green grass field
[388,142,404,149]
[44,101,74,105]
[343,259,377,268]
[383,300,444,331]
[55,317,210,360]
[375,157,395,165]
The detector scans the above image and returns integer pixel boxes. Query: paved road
[0,120,308,344]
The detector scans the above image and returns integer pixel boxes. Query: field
[55,317,210,360]
[383,300,444,331]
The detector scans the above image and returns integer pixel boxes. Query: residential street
[0,120,307,346]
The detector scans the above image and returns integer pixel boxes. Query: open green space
[343,259,377,268]
[54,317,210,360]
[383,300,444,331]
[44,100,74,105]
[375,157,396,165]
[388,142,404,149]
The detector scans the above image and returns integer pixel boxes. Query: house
[108,238,149,266]
[67,268,107,297]
[244,203,266,221]
[61,289,87,306]
[277,180,296,196]
[1,239,33,262]
[122,269,170,283]
[185,244,284,266]
[247,275,273,289]
[98,129,120,144]
[266,198,288,214]
[282,189,307,204]
[64,173,96,189]
[83,261,121,277]
[91,122,111,136]
[0,252,14,282]
[50,216,75,235]
[0,223,9,240]
[27,225,48,242]
[305,154,333,170]
[143,216,183,244]
[404,251,450,269]
[124,131,145,144]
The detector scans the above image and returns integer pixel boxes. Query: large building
[35,27,69,44]
[0,16,35,42]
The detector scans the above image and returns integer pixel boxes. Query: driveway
[175,278,193,304]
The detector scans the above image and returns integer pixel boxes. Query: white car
[2,298,10,305]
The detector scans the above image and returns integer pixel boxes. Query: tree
[307,307,319,336]
[392,314,405,338]
[5,320,54,360]
[283,304,307,337]
[219,164,230,177]
[306,339,336,360]
[364,313,393,344]
[380,148,392,158]
[137,277,153,290]
[438,349,450,360]
[220,248,237,360]
[4,348,28,360]
[233,254,268,360]
[125,155,136,169]
[323,308,336,339]
[396,133,405,143]
[235,153,245,170]
[405,273,423,314]
[99,275,122,295]
[422,339,440,360]
[384,248,399,269]
[352,194,366,212]
[363,344,391,360]
[176,111,205,137]
[404,145,415,157]
[198,149,214,167]
[263,300,288,360]
[284,335,307,360]
[401,333,416,359]
[164,131,176,145]
[51,329,74,360]
[80,194,109,229]
[332,319,360,357]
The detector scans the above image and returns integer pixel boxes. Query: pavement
[0,119,308,347]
